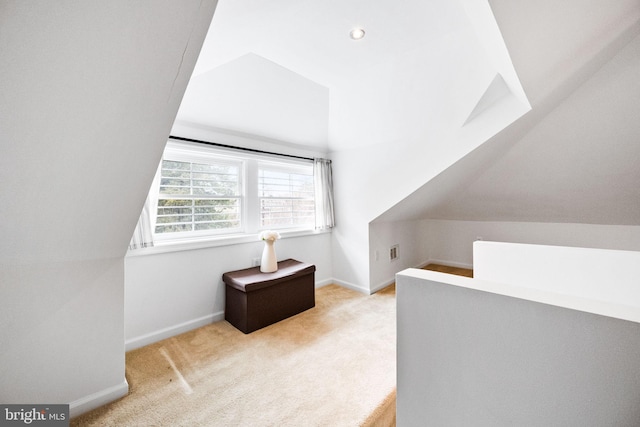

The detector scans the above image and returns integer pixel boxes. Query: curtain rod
[169,135,315,162]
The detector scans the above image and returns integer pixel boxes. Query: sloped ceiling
[375,0,640,226]
[176,0,640,227]
[0,0,216,264]
[175,0,507,151]
[429,32,640,225]
[177,53,330,147]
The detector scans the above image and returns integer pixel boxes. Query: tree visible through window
[155,158,242,235]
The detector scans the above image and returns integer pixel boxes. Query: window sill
[126,228,331,257]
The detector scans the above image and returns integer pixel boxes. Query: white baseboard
[70,379,128,418]
[315,278,334,288]
[370,278,396,294]
[125,312,224,352]
[124,277,384,353]
[331,278,370,295]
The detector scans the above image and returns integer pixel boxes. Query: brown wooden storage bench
[222,259,316,333]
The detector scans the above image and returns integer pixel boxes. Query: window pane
[258,161,314,228]
[159,160,240,197]
[259,198,315,227]
[155,157,242,236]
[150,141,319,242]
[259,169,313,198]
[155,223,193,234]
[155,198,241,234]
[162,160,190,170]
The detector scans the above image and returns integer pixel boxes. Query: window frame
[153,144,245,242]
[150,140,316,245]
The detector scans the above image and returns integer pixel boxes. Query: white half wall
[396,269,640,426]
[425,219,640,268]
[474,241,640,306]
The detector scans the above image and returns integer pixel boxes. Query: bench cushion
[223,258,315,292]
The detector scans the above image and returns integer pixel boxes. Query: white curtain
[128,163,161,250]
[128,195,156,250]
[314,158,335,230]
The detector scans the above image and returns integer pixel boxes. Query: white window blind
[258,161,315,229]
[130,139,328,247]
[155,156,242,237]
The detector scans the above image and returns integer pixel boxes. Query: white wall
[425,220,640,268]
[330,2,528,291]
[366,3,640,293]
[122,119,333,350]
[125,233,332,350]
[367,219,640,288]
[368,220,431,292]
[0,0,216,416]
[2,258,126,411]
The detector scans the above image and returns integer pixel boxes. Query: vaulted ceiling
[375,0,640,225]
[175,0,640,226]
[176,0,521,151]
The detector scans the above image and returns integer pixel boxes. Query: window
[151,140,316,242]
[155,158,242,236]
[258,161,315,228]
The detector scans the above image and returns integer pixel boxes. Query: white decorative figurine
[259,230,281,273]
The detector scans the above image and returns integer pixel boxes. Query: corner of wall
[69,380,129,418]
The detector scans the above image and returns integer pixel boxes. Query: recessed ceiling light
[349,28,366,40]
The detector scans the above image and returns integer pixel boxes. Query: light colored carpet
[71,284,396,426]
